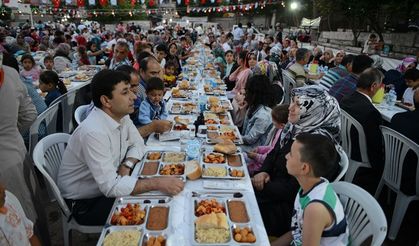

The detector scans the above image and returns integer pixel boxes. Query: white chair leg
[374,178,385,199]
[388,192,411,240]
[62,217,70,246]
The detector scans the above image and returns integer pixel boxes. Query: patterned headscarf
[396,57,417,73]
[280,85,341,147]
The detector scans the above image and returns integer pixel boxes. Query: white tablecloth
[374,104,406,122]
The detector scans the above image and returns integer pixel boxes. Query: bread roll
[214,139,237,154]
[195,212,228,230]
[185,160,201,180]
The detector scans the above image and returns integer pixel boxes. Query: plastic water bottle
[198,95,207,112]
[186,139,200,160]
[71,58,78,70]
[386,88,397,106]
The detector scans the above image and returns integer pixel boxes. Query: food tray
[205,125,243,145]
[137,151,187,181]
[203,112,233,126]
[58,71,78,78]
[190,192,258,245]
[170,102,199,115]
[99,196,172,246]
[171,89,192,100]
[72,72,92,82]
[200,152,246,180]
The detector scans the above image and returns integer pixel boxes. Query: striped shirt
[328,73,359,103]
[319,65,349,91]
[291,179,349,246]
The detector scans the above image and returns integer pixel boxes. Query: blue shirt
[328,73,359,103]
[45,89,62,107]
[21,78,47,145]
[319,65,349,91]
[138,98,168,126]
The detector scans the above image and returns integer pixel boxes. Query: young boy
[155,44,167,69]
[43,55,54,71]
[138,77,168,126]
[223,50,239,91]
[163,61,177,87]
[273,133,349,246]
[402,68,419,106]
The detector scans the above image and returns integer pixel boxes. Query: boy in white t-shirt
[272,133,349,246]
[402,68,419,106]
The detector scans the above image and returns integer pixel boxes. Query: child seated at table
[0,183,41,246]
[138,77,168,126]
[163,61,177,87]
[246,104,289,176]
[43,55,55,71]
[20,54,41,82]
[402,68,419,106]
[272,133,349,246]
[39,70,67,106]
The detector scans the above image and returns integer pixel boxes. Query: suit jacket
[340,91,384,169]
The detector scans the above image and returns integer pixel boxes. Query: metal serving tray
[137,151,187,181]
[190,192,258,245]
[170,102,199,115]
[205,125,243,145]
[98,196,173,246]
[200,152,246,180]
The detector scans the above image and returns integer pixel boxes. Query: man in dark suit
[340,68,384,194]
[390,90,419,195]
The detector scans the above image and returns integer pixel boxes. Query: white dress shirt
[58,107,145,199]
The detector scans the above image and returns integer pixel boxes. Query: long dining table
[97,43,270,246]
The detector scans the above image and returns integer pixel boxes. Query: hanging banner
[176,0,180,4]
[65,0,71,5]
[77,0,85,7]
[110,0,117,5]
[99,0,107,6]
[140,0,144,3]
[88,0,95,5]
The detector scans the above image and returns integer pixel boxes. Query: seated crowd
[0,20,418,245]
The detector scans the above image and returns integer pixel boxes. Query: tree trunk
[327,14,331,31]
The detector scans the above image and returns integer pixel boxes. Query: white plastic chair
[74,104,91,124]
[332,181,387,246]
[375,126,419,240]
[334,145,349,182]
[32,133,102,246]
[51,90,77,134]
[340,109,372,182]
[29,101,60,156]
[281,69,297,104]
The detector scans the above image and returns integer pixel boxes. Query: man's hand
[251,172,270,191]
[156,177,185,195]
[152,120,172,133]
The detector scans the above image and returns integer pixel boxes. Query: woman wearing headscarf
[370,54,386,74]
[53,43,72,73]
[211,43,226,75]
[252,85,341,237]
[384,56,417,99]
